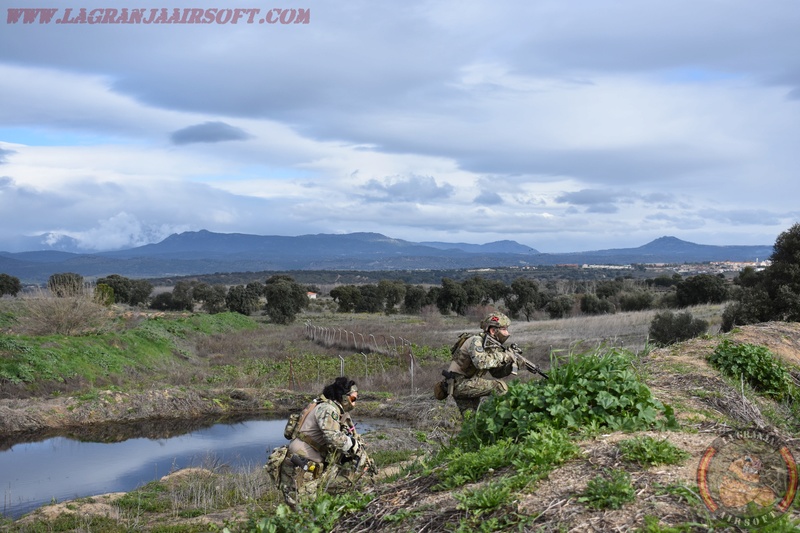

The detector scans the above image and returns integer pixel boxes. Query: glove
[348,436,360,455]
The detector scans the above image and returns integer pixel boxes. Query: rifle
[509,344,549,379]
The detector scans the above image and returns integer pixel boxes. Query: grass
[8,297,800,531]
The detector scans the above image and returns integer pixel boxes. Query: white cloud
[0,0,799,253]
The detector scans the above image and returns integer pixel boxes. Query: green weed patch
[707,340,795,402]
[457,347,677,448]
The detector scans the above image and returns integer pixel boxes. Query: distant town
[581,260,771,276]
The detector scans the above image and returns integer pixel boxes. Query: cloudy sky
[1,1,798,254]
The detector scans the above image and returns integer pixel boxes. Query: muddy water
[0,416,385,520]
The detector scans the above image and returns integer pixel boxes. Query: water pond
[0,415,387,520]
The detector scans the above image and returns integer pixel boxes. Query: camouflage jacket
[448,332,514,378]
[288,395,354,463]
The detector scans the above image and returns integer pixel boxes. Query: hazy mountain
[0,231,773,284]
[418,240,539,254]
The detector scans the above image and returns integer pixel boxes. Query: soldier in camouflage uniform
[279,376,372,509]
[448,312,517,416]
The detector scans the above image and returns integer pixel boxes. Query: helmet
[480,312,511,332]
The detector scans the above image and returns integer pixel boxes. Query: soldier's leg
[278,456,320,509]
[453,377,509,415]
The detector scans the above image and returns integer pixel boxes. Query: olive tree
[263,275,308,324]
[0,273,22,297]
[723,223,800,330]
[675,274,728,307]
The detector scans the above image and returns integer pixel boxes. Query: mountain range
[0,230,774,284]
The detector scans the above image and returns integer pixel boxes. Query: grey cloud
[0,147,15,164]
[586,204,619,214]
[171,122,251,145]
[556,189,622,206]
[705,209,785,226]
[644,213,706,230]
[473,191,504,205]
[359,175,454,203]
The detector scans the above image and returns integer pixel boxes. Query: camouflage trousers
[278,455,362,509]
[452,375,509,416]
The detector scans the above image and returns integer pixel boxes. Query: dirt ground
[8,322,800,532]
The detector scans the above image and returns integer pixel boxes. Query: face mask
[493,328,510,344]
[342,396,356,412]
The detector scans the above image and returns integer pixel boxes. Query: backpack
[283,399,319,440]
[450,331,473,355]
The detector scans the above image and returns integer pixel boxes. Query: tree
[722,223,800,329]
[649,311,708,346]
[596,280,624,299]
[580,293,615,315]
[263,275,308,324]
[330,285,362,313]
[675,274,728,307]
[485,279,511,304]
[545,295,574,319]
[355,284,385,313]
[171,281,195,311]
[0,273,22,297]
[618,291,653,312]
[129,279,154,306]
[461,276,490,307]
[764,222,800,321]
[96,274,132,304]
[48,272,84,297]
[150,292,174,310]
[401,284,427,314]
[506,278,543,321]
[437,278,468,315]
[226,284,261,315]
[193,283,228,314]
[378,280,405,314]
[94,283,115,306]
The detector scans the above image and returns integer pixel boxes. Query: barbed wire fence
[304,321,417,395]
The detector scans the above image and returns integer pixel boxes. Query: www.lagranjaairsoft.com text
[7,7,310,25]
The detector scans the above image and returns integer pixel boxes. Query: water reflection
[0,416,289,520]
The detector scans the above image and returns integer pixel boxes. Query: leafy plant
[435,439,517,489]
[456,347,677,449]
[578,469,635,510]
[707,340,795,401]
[239,492,373,533]
[454,479,513,516]
[618,436,690,467]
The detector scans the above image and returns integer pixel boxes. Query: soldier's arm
[467,337,514,369]
[315,403,356,453]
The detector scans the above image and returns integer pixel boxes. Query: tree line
[0,268,729,325]
[3,222,799,328]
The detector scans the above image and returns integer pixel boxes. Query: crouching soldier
[446,312,518,416]
[279,376,375,509]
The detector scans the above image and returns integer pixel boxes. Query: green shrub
[707,340,795,402]
[618,436,690,467]
[578,469,635,510]
[456,347,677,448]
[648,310,708,346]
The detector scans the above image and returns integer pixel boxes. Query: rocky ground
[5,322,800,531]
